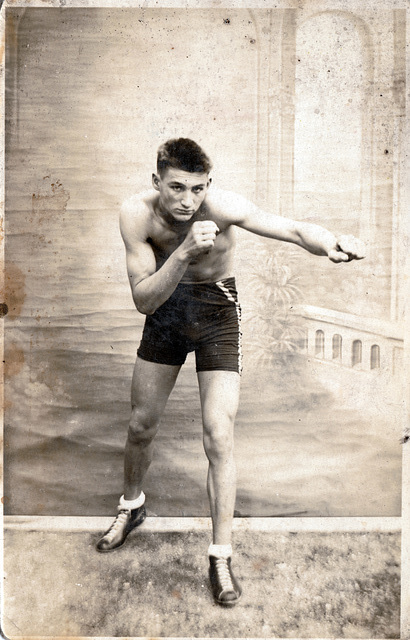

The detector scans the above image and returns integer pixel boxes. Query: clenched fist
[180,221,220,260]
[328,235,366,263]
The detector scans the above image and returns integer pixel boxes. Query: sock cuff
[119,492,145,510]
[208,543,233,559]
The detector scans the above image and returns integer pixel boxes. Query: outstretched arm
[215,190,365,262]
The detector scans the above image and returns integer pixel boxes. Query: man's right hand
[180,221,219,260]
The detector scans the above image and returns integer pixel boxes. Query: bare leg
[198,370,240,545]
[96,358,181,552]
[124,357,181,500]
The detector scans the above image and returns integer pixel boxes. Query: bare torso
[120,183,359,316]
[134,189,235,284]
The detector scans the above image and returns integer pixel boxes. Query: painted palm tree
[242,238,306,371]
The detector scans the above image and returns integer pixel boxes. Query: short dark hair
[157,138,212,176]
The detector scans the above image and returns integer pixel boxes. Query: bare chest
[148,222,235,282]
[147,225,184,258]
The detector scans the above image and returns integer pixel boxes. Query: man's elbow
[132,283,156,315]
[134,297,156,315]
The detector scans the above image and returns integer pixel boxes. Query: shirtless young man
[96,138,365,607]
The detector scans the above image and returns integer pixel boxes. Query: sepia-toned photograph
[2,1,408,638]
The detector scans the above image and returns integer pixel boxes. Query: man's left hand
[328,235,366,263]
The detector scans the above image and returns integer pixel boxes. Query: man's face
[153,167,211,222]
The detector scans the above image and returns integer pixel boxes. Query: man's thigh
[131,357,181,418]
[197,370,241,426]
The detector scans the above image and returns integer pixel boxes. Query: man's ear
[207,177,212,188]
[152,173,161,191]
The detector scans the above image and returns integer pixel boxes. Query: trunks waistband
[179,276,236,288]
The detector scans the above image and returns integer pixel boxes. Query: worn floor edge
[2,515,402,533]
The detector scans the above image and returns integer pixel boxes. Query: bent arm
[120,203,220,315]
[120,203,191,315]
[124,240,190,315]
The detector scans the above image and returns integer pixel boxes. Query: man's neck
[154,197,199,232]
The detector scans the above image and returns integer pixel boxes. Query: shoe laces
[215,557,234,592]
[103,508,130,541]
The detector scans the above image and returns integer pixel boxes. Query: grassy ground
[3,525,400,638]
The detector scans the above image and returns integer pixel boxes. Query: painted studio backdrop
[4,8,406,517]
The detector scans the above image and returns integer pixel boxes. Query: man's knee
[127,406,160,444]
[203,416,235,462]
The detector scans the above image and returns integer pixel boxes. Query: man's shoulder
[120,190,156,243]
[121,189,156,218]
[204,186,251,223]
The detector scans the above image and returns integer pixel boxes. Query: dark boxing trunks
[137,277,242,373]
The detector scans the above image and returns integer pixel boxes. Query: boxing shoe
[96,504,146,552]
[209,555,242,607]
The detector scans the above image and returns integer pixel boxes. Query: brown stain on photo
[3,11,18,64]
[2,263,26,320]
[4,342,25,379]
[3,396,13,411]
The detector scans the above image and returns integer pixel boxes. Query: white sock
[119,492,145,510]
[208,543,233,559]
